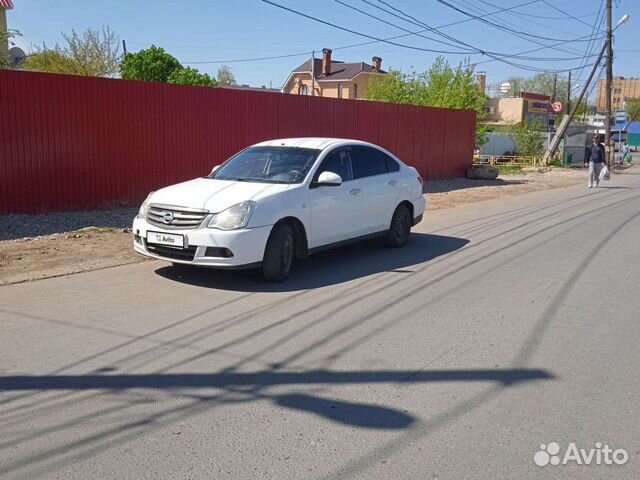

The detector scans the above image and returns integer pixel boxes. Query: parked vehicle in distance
[132,138,426,281]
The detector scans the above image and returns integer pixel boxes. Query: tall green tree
[120,45,182,82]
[22,27,120,77]
[365,56,488,145]
[167,67,217,87]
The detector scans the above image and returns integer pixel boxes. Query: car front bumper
[132,216,272,268]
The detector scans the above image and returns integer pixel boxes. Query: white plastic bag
[599,164,610,181]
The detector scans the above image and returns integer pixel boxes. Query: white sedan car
[133,138,426,281]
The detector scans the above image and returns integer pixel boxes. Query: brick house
[281,48,387,99]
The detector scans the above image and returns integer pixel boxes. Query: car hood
[149,178,291,213]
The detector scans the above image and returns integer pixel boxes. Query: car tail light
[417,175,424,186]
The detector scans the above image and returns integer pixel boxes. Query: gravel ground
[424,177,527,194]
[0,208,139,242]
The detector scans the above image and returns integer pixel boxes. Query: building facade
[0,0,14,58]
[483,92,551,126]
[596,77,640,112]
[281,48,386,99]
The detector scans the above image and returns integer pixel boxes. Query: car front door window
[308,148,364,247]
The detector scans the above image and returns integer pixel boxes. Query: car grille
[146,243,197,262]
[147,205,208,230]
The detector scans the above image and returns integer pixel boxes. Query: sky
[6,0,640,95]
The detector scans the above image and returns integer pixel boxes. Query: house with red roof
[281,48,386,99]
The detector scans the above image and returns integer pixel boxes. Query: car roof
[252,137,380,150]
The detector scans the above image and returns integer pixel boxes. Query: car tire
[385,204,412,248]
[262,223,294,282]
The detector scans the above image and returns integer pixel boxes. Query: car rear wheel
[385,204,411,248]
[262,223,294,282]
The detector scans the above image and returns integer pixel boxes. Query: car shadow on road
[154,233,470,292]
[423,178,527,194]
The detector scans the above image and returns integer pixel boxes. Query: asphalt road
[1,171,639,479]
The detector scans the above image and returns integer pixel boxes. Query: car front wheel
[262,223,294,282]
[385,204,411,248]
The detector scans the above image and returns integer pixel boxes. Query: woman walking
[586,134,606,188]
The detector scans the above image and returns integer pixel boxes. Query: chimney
[322,48,332,76]
[476,72,486,94]
[372,56,382,71]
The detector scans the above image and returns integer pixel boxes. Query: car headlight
[137,192,155,218]
[207,201,256,230]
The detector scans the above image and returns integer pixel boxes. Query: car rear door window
[351,146,389,178]
[383,153,400,172]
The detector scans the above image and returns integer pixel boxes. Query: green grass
[547,159,562,167]
[497,165,523,175]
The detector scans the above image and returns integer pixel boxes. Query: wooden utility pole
[605,0,613,170]
[566,70,572,114]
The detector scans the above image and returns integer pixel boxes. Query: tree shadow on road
[154,233,469,292]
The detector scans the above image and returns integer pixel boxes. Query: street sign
[551,101,562,113]
[615,110,627,126]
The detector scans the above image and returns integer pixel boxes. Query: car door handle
[349,188,362,196]
[388,180,398,186]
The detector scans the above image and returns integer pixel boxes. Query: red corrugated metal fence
[0,69,475,214]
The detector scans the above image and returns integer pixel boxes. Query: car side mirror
[315,171,342,186]
[210,165,221,175]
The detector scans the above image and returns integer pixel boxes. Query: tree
[167,67,217,87]
[22,27,120,77]
[502,73,568,102]
[216,65,236,86]
[365,56,489,145]
[510,119,545,157]
[20,49,77,74]
[0,28,22,69]
[120,45,182,82]
[626,98,640,122]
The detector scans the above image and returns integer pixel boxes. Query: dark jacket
[589,143,605,163]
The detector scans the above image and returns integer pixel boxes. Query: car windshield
[210,146,320,184]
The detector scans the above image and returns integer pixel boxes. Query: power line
[260,0,478,55]
[333,0,476,54]
[340,0,594,62]
[183,51,313,65]
[362,0,597,70]
[263,0,603,73]
[366,0,592,62]
[573,0,606,84]
[541,0,597,28]
[476,0,600,32]
[434,0,586,43]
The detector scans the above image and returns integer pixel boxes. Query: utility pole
[122,39,127,56]
[552,73,558,103]
[566,70,572,114]
[544,41,608,162]
[605,0,613,170]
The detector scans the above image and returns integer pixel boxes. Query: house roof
[290,58,386,82]
[0,0,14,9]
